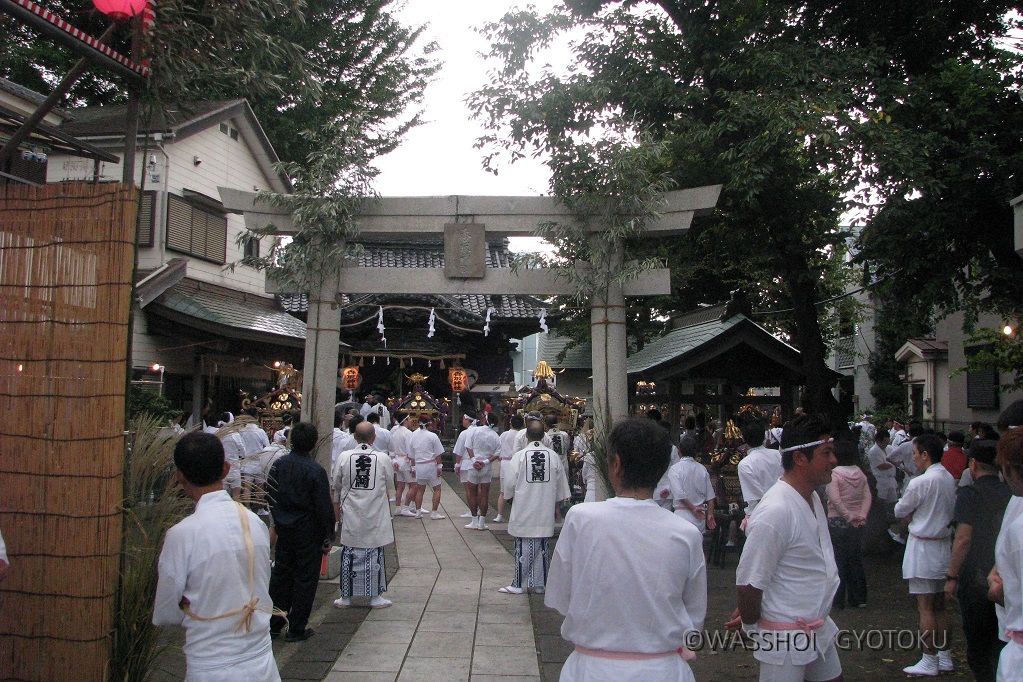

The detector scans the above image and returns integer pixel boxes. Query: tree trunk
[785,262,846,428]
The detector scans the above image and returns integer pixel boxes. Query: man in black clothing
[945,439,1011,681]
[267,422,334,642]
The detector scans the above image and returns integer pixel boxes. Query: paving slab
[324,477,548,681]
[471,646,542,677]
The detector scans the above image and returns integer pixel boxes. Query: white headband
[780,437,834,454]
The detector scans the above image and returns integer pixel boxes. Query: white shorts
[560,650,694,681]
[907,578,945,595]
[466,463,493,485]
[458,468,471,483]
[998,639,1023,680]
[757,641,842,682]
[415,464,441,488]
[394,457,414,483]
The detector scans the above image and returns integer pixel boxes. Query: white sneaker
[333,597,352,608]
[430,512,446,520]
[903,653,938,676]
[465,517,480,529]
[491,514,505,523]
[399,508,418,517]
[476,516,489,530]
[937,651,954,673]
[460,511,473,518]
[369,596,392,609]
[498,585,524,594]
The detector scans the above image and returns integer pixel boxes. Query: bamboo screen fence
[0,182,136,681]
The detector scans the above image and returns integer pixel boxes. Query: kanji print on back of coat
[528,450,550,482]
[352,453,377,489]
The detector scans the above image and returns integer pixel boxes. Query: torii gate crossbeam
[220,187,721,478]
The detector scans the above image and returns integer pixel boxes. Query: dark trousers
[830,524,867,608]
[958,580,1005,682]
[269,530,322,634]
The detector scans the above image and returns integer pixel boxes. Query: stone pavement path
[323,478,542,682]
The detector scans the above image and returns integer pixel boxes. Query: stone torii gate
[220,186,720,472]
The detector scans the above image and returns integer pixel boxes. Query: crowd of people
[148,391,1023,682]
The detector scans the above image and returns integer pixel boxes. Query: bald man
[331,421,396,608]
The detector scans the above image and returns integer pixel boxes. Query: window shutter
[136,191,155,246]
[206,212,227,263]
[166,194,191,253]
[967,367,999,410]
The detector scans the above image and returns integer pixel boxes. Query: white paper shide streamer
[377,306,387,346]
[427,307,436,338]
[483,306,495,337]
[538,308,548,333]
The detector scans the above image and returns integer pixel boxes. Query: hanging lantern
[340,365,362,391]
[449,367,468,393]
[92,0,148,20]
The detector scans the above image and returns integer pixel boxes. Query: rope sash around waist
[758,618,825,633]
[575,644,696,662]
[910,532,951,541]
[182,502,286,633]
[1007,631,1023,646]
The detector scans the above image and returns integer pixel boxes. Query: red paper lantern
[340,365,362,391]
[92,0,148,20]
[449,367,467,393]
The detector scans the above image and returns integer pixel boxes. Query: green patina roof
[156,287,310,344]
[626,315,749,374]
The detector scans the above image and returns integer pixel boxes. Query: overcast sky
[373,1,561,199]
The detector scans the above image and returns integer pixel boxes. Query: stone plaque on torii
[220,186,721,474]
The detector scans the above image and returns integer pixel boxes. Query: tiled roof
[538,334,592,369]
[151,281,316,347]
[0,78,71,118]
[626,315,748,374]
[61,100,238,137]
[278,239,547,321]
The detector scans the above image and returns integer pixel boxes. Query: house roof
[538,334,592,369]
[278,239,549,325]
[0,77,71,118]
[625,313,826,384]
[627,315,748,374]
[895,338,949,363]
[146,278,341,349]
[60,99,292,193]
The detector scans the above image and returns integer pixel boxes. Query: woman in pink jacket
[827,438,873,608]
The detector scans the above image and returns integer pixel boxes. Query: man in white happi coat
[493,413,525,523]
[389,414,416,516]
[866,430,897,506]
[546,417,706,681]
[366,412,391,455]
[154,432,280,681]
[331,410,356,471]
[359,393,391,428]
[331,421,396,609]
[729,413,842,682]
[453,412,479,518]
[667,436,716,533]
[407,415,446,520]
[737,417,783,526]
[465,412,502,530]
[894,433,956,676]
[500,415,570,595]
[989,427,1023,680]
[211,413,243,499]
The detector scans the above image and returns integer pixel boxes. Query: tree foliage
[471,0,1023,421]
[1,0,439,172]
[471,1,870,422]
